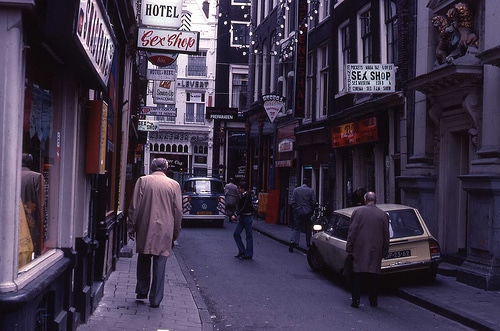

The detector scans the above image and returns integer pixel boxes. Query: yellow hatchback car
[307,204,442,283]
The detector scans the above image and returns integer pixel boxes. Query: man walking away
[289,177,316,252]
[346,191,389,308]
[127,158,183,308]
[224,178,239,222]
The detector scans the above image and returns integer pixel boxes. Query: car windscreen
[183,179,224,194]
[387,209,424,238]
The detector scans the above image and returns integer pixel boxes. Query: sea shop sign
[137,27,199,54]
[346,64,395,93]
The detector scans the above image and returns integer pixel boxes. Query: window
[385,0,398,64]
[318,0,330,22]
[359,8,373,63]
[20,56,61,268]
[305,52,314,121]
[231,71,248,110]
[187,51,207,76]
[231,22,250,47]
[185,92,205,123]
[317,44,328,119]
[337,21,350,94]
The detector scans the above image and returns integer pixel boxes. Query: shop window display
[19,77,60,269]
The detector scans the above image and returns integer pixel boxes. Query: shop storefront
[328,93,404,211]
[0,1,136,329]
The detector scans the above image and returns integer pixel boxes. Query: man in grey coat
[128,158,183,308]
[289,177,316,252]
[346,191,389,308]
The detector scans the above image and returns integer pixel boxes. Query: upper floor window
[185,92,206,123]
[305,52,314,121]
[358,7,373,63]
[385,0,398,64]
[231,70,248,111]
[231,22,250,47]
[337,20,350,94]
[187,51,207,77]
[318,0,330,22]
[317,44,329,119]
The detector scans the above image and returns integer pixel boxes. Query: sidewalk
[76,242,212,331]
[78,220,500,331]
[252,219,500,331]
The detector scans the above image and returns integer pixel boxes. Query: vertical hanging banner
[263,94,285,123]
[294,0,308,118]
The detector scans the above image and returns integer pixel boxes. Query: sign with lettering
[278,138,294,153]
[76,0,116,86]
[177,79,210,89]
[147,68,176,80]
[153,80,176,104]
[138,120,159,132]
[263,94,285,123]
[137,27,200,54]
[346,64,395,93]
[330,117,379,147]
[140,106,177,117]
[140,0,183,28]
[206,107,238,120]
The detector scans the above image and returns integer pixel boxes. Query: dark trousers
[351,271,380,304]
[136,253,168,306]
[233,214,253,257]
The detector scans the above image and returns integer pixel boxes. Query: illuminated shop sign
[330,117,379,147]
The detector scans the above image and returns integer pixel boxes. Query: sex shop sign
[137,27,200,54]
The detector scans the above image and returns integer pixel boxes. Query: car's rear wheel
[307,244,326,272]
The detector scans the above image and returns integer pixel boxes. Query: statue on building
[432,2,479,65]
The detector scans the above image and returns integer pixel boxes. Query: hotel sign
[346,64,395,93]
[147,68,176,80]
[140,0,183,28]
[137,27,200,54]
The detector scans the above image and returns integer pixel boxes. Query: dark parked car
[307,204,442,283]
[182,177,226,227]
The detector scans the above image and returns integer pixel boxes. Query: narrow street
[175,221,472,331]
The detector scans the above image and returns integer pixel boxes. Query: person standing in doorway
[232,181,254,259]
[127,158,183,308]
[289,177,316,252]
[224,178,239,222]
[346,191,390,308]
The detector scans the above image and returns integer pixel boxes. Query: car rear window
[183,179,224,194]
[387,209,424,238]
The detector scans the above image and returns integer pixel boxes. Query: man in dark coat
[289,177,316,252]
[346,191,389,308]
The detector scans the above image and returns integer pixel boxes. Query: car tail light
[429,239,441,260]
